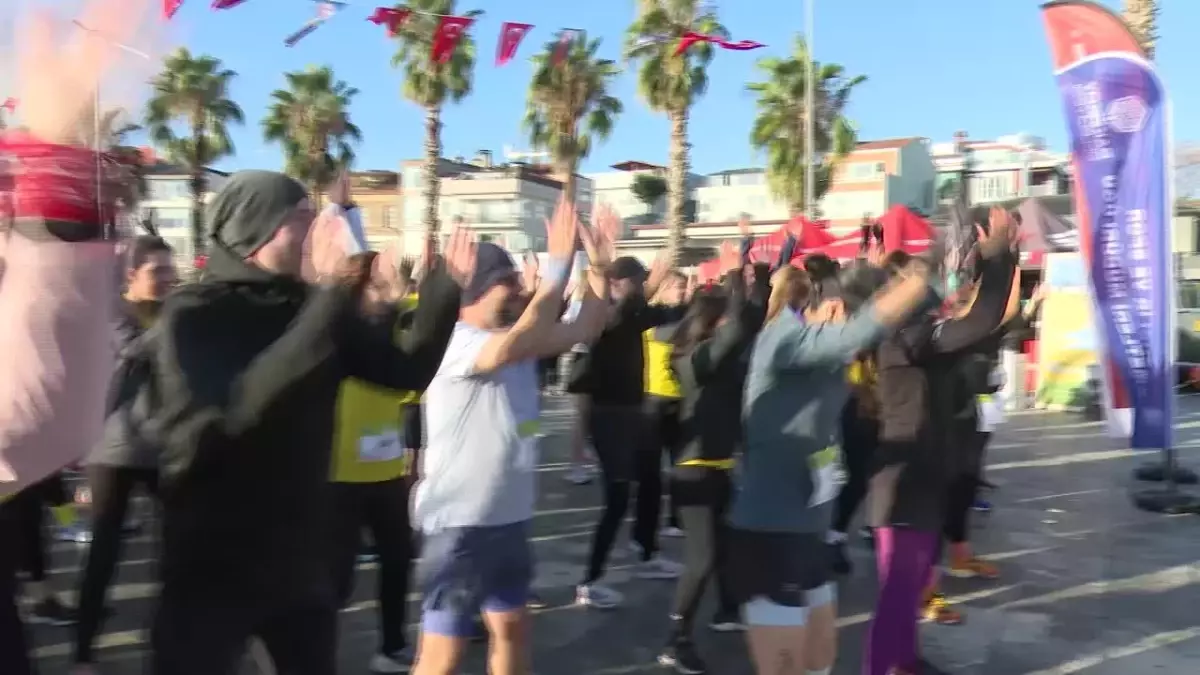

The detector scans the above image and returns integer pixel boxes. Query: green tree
[631,172,667,213]
[524,33,622,204]
[262,65,361,208]
[626,0,726,264]
[748,36,866,216]
[391,0,483,236]
[145,48,243,258]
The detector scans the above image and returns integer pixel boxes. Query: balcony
[1028,182,1062,198]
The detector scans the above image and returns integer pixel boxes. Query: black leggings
[645,397,682,529]
[11,473,68,583]
[0,500,35,675]
[584,404,658,583]
[330,479,414,655]
[669,467,735,636]
[943,430,990,544]
[75,465,158,664]
[833,407,878,534]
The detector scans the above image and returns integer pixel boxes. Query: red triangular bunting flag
[211,0,249,9]
[553,28,584,65]
[675,31,765,56]
[164,0,184,19]
[431,16,473,64]
[368,7,410,37]
[496,21,533,66]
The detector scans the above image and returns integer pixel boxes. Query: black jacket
[672,269,768,467]
[150,250,460,603]
[573,297,685,406]
[87,299,162,468]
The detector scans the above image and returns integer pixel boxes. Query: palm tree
[262,66,361,208]
[626,0,725,265]
[145,48,243,258]
[391,0,483,237]
[524,34,623,205]
[1123,0,1159,59]
[748,36,866,216]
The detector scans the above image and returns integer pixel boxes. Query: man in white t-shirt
[413,201,615,675]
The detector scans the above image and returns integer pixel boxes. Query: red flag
[496,21,533,66]
[553,28,584,65]
[164,0,184,19]
[431,16,473,64]
[367,7,410,37]
[1,98,17,113]
[211,0,249,9]
[675,31,765,56]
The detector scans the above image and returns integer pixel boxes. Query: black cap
[462,242,517,304]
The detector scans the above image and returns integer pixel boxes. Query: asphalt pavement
[25,394,1200,674]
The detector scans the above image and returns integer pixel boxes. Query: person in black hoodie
[72,235,177,673]
[657,237,768,675]
[574,254,686,609]
[865,207,1020,675]
[144,171,468,675]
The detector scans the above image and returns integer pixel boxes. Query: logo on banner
[1107,96,1148,134]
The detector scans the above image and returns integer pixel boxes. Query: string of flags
[162,2,765,61]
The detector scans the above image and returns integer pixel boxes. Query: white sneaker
[660,526,685,538]
[369,648,413,673]
[636,555,684,580]
[565,464,594,485]
[575,583,623,609]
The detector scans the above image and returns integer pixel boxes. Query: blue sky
[165,0,1197,175]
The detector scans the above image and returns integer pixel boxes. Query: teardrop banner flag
[1041,0,1173,449]
[496,21,533,66]
[432,16,473,63]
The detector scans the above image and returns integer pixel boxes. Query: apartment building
[398,150,592,256]
[318,170,402,249]
[818,137,937,232]
[587,160,704,232]
[932,131,1070,206]
[138,163,230,262]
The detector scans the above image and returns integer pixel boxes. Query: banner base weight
[1133,463,1199,484]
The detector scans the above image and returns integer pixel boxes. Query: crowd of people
[0,159,1028,675]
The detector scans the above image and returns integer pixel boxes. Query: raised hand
[546,197,580,261]
[584,204,619,268]
[865,241,886,268]
[718,240,741,274]
[442,227,477,289]
[522,251,540,292]
[979,206,1016,259]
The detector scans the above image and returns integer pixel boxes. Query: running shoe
[357,551,379,565]
[657,639,707,674]
[947,556,1000,580]
[27,596,78,626]
[369,647,413,673]
[56,525,92,544]
[707,610,744,633]
[565,464,595,485]
[660,526,685,538]
[575,583,623,609]
[635,555,683,580]
[971,499,993,513]
[920,593,963,625]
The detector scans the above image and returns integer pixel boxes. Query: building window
[382,206,399,229]
[147,179,190,201]
[144,207,189,230]
[403,167,422,189]
[972,174,1011,203]
[845,162,884,181]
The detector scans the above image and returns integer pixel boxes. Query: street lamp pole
[804,0,815,219]
[71,20,149,238]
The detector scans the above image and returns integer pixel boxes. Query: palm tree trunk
[423,105,443,244]
[190,118,207,272]
[666,109,690,267]
[558,160,577,206]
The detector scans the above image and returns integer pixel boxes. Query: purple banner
[1055,54,1171,449]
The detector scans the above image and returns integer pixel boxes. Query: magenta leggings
[864,526,939,675]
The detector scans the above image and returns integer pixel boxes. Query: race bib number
[358,431,403,463]
[808,445,845,507]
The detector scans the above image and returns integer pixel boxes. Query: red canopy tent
[812,205,935,262]
[696,216,834,280]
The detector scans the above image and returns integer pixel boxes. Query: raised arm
[929,207,1020,354]
[772,260,935,370]
[692,241,761,382]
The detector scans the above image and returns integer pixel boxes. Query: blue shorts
[416,521,533,637]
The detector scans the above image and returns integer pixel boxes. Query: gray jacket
[729,307,887,534]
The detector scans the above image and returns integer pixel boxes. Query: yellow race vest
[643,328,682,399]
[330,293,423,483]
